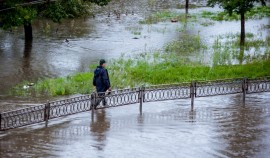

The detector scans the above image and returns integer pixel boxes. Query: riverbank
[3,3,270,98]
[11,55,270,97]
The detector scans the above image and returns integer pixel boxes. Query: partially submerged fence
[0,76,269,131]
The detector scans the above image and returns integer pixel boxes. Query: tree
[207,0,266,46]
[0,1,37,40]
[0,0,111,41]
[185,0,189,14]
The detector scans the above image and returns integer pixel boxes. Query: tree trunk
[239,46,244,64]
[24,22,33,41]
[240,12,245,46]
[184,12,188,32]
[22,40,32,80]
[185,0,189,14]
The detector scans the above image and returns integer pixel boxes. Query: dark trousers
[91,92,107,109]
[97,93,107,106]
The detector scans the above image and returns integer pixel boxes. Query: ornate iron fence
[143,83,191,102]
[0,104,45,130]
[0,76,270,131]
[95,89,140,109]
[196,78,243,97]
[247,76,270,94]
[49,95,92,119]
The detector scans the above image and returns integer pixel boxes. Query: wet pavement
[0,93,270,158]
[0,1,270,157]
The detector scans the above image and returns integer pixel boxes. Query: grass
[201,6,270,21]
[125,59,270,85]
[132,31,141,35]
[215,33,269,49]
[125,25,143,36]
[12,57,270,97]
[140,6,269,25]
[11,33,270,97]
[12,73,94,97]
[212,33,270,66]
[259,24,270,30]
[199,19,215,27]
[139,10,197,24]
[164,33,207,56]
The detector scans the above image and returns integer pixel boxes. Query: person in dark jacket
[93,59,111,108]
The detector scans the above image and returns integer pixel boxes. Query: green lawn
[11,58,270,97]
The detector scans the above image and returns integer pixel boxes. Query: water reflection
[137,113,144,124]
[0,122,70,157]
[0,93,269,157]
[188,110,196,122]
[216,95,265,157]
[90,110,110,151]
[22,41,32,80]
[23,41,32,58]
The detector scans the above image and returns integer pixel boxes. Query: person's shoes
[103,101,107,106]
[93,100,98,110]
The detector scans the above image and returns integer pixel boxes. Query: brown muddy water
[0,1,270,157]
[0,1,269,97]
[0,93,270,157]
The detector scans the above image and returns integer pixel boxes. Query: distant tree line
[0,0,111,40]
[0,0,268,47]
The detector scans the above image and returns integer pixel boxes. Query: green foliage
[60,0,89,18]
[199,19,215,26]
[12,56,270,97]
[165,34,206,56]
[0,1,37,29]
[207,0,266,15]
[125,59,270,84]
[201,6,270,21]
[42,1,67,22]
[206,0,266,46]
[246,5,270,18]
[19,73,94,97]
[0,0,111,29]
[212,33,270,66]
[41,0,94,22]
[125,25,143,36]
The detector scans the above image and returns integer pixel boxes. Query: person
[93,59,111,108]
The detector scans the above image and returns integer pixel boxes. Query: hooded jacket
[93,66,110,92]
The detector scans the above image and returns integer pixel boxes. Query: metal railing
[0,76,269,131]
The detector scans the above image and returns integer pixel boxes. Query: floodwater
[0,1,270,157]
[0,0,269,97]
[0,93,270,157]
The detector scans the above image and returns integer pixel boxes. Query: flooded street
[0,0,270,157]
[0,93,270,157]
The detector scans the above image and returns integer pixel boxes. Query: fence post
[0,113,2,131]
[139,86,145,114]
[91,92,96,119]
[44,101,50,127]
[190,81,195,111]
[242,77,247,106]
